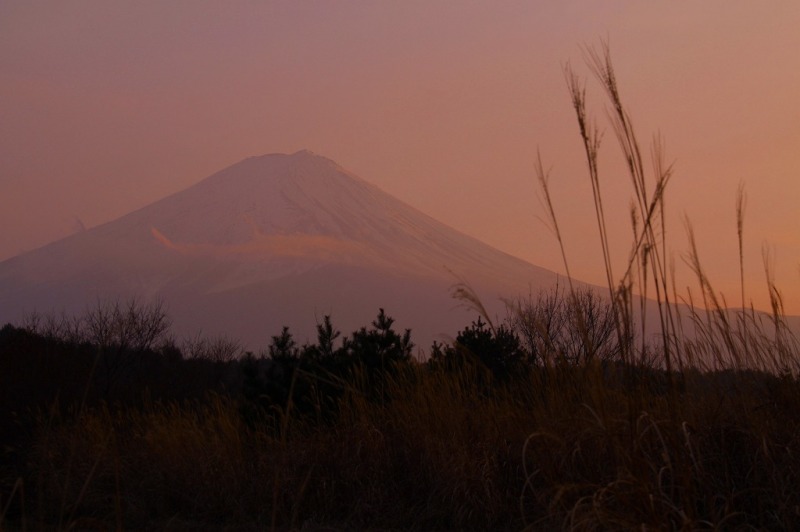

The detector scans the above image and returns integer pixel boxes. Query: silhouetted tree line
[0,288,624,430]
[2,290,790,505]
[0,289,646,481]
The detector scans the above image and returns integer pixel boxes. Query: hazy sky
[2,2,798,313]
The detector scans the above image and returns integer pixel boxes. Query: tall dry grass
[3,43,800,530]
[10,358,800,530]
[517,40,800,529]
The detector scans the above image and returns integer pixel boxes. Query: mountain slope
[0,150,563,348]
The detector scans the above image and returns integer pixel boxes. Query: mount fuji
[0,150,565,349]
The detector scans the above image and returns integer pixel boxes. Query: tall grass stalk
[5,43,800,531]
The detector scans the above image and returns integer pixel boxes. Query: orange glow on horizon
[1,2,798,314]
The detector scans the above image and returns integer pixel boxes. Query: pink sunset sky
[1,2,798,313]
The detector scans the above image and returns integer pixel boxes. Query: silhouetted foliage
[238,309,414,427]
[303,315,341,363]
[429,317,526,380]
[342,308,412,368]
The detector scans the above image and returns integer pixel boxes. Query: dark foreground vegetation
[4,45,800,530]
[2,291,800,530]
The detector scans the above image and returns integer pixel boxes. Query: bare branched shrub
[83,299,172,394]
[182,333,243,362]
[22,309,84,344]
[507,285,622,366]
[20,299,173,395]
[82,298,171,352]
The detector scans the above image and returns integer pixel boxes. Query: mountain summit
[0,151,560,348]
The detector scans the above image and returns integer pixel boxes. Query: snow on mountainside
[0,150,563,348]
